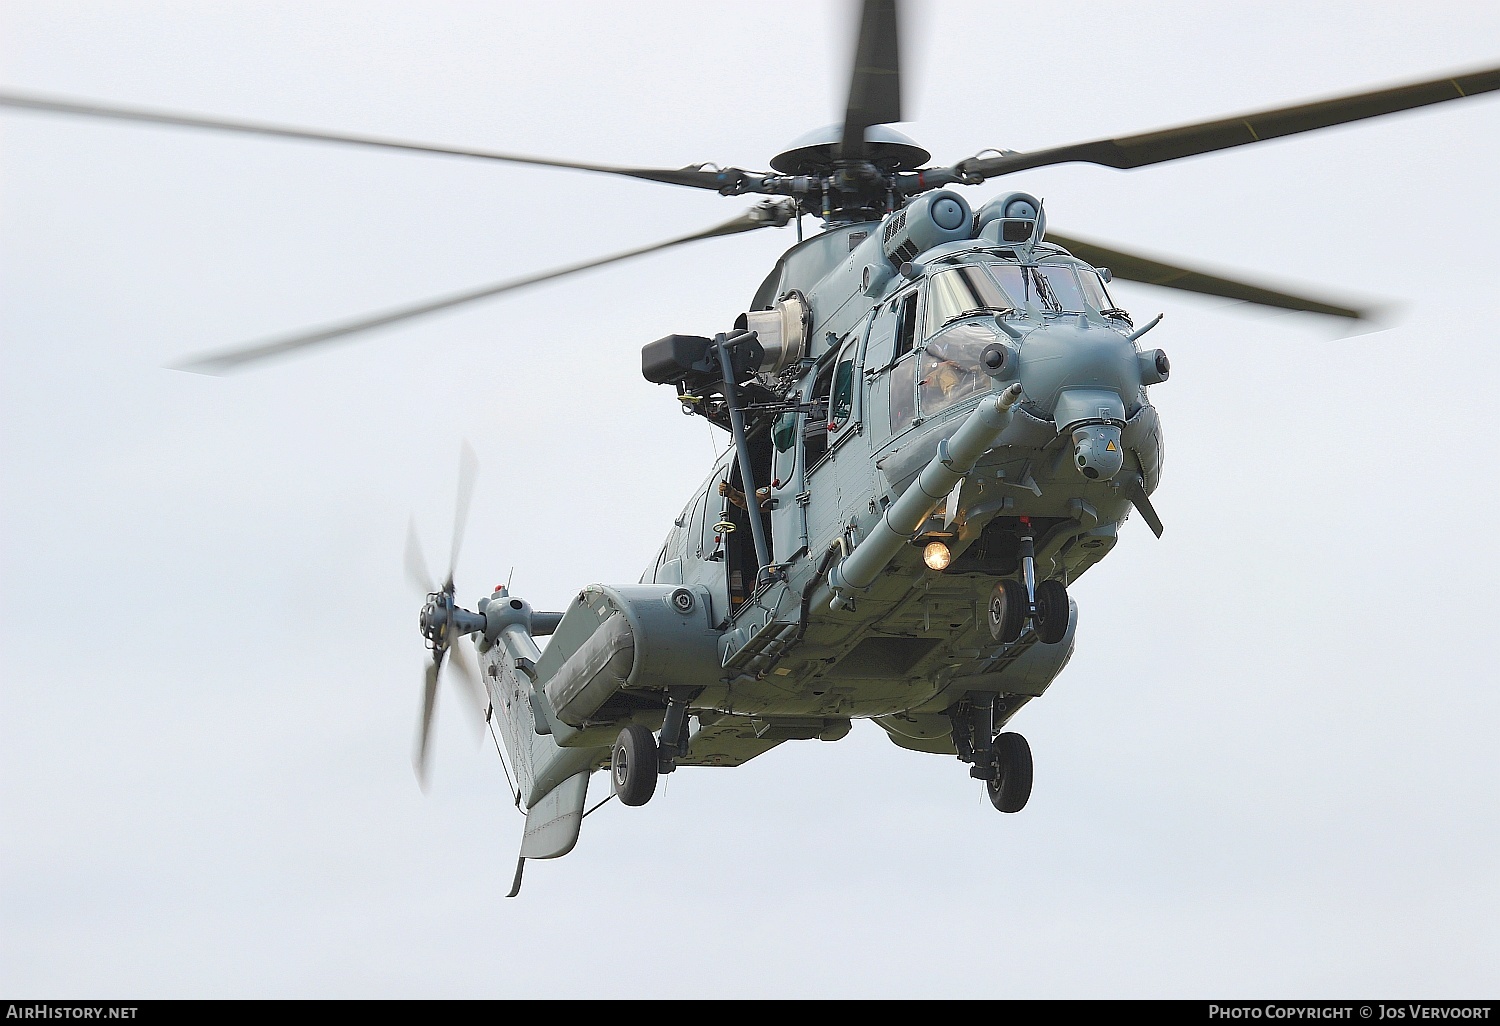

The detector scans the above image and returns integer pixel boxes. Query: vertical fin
[506,857,525,898]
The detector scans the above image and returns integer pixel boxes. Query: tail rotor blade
[446,637,489,729]
[413,657,442,790]
[404,516,436,595]
[448,441,479,587]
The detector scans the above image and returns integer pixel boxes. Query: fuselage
[638,194,1165,745]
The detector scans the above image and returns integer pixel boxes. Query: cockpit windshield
[983,262,1089,313]
[985,262,1027,307]
[1036,265,1087,311]
[923,266,1010,337]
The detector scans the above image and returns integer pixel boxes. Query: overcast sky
[2,0,1498,999]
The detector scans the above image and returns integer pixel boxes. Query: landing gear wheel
[986,732,1033,813]
[988,579,1028,644]
[612,723,659,807]
[1034,579,1070,645]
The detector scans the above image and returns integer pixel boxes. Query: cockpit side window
[1077,269,1115,312]
[889,353,916,435]
[919,321,1002,420]
[689,487,708,557]
[924,266,1010,336]
[893,288,921,360]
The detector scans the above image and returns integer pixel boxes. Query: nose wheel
[988,579,1028,643]
[990,525,1070,646]
[987,578,1069,646]
[1033,579,1069,645]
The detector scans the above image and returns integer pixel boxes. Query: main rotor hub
[769,124,930,175]
[769,124,931,223]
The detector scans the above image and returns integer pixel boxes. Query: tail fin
[478,588,597,896]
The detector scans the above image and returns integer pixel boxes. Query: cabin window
[772,411,797,452]
[918,321,1002,420]
[804,359,834,467]
[828,339,858,433]
[923,266,1010,336]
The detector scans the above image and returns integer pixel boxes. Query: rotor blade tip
[167,358,228,376]
[1333,302,1402,339]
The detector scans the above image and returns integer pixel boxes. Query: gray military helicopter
[6,1,1496,896]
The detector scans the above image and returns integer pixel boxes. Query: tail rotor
[407,442,489,789]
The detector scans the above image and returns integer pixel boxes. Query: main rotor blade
[838,0,902,159]
[1047,231,1371,320]
[959,65,1500,180]
[0,89,748,192]
[174,200,792,373]
[447,442,478,588]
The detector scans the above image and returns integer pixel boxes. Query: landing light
[923,540,952,571]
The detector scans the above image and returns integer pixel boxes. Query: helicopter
[4,2,1495,900]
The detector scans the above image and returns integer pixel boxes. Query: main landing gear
[611,724,658,806]
[951,695,1034,814]
[986,521,1069,645]
[986,732,1033,814]
[610,696,691,807]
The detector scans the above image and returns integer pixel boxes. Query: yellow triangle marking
[1106,439,1117,451]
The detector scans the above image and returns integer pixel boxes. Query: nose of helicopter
[1013,317,1146,483]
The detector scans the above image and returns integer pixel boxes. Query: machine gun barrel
[827,383,1023,608]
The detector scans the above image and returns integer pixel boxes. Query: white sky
[2,0,1498,999]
